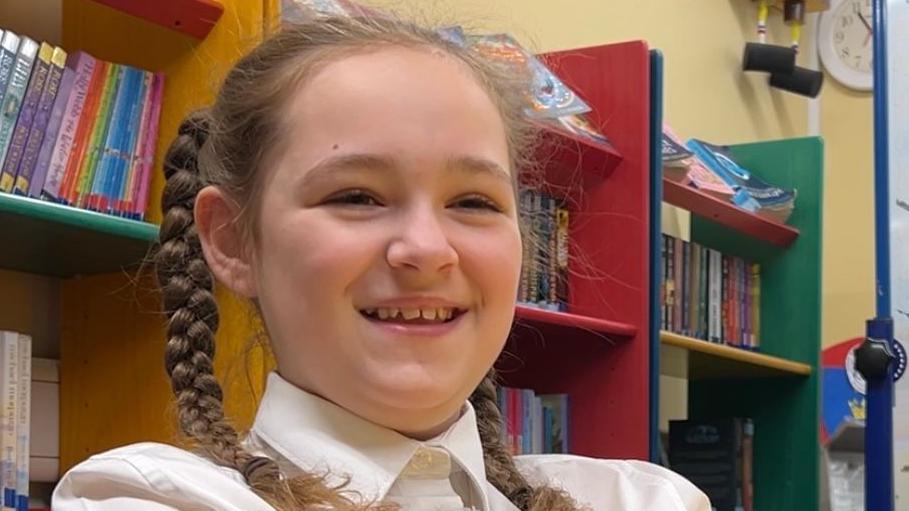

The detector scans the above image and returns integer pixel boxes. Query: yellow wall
[820,76,874,348]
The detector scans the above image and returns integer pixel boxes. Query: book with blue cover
[686,138,796,223]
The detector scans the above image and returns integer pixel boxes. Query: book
[662,124,693,183]
[29,65,74,198]
[58,59,108,205]
[75,62,120,208]
[0,32,20,110]
[0,332,19,510]
[0,42,52,193]
[669,418,751,511]
[130,71,164,219]
[14,334,30,511]
[0,37,38,192]
[13,46,66,195]
[109,68,148,214]
[686,138,797,223]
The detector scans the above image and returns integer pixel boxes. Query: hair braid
[471,371,585,511]
[157,111,281,485]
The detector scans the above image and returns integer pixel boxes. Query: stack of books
[0,331,31,511]
[662,125,796,223]
[0,29,164,220]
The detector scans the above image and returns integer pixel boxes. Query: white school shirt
[53,372,710,511]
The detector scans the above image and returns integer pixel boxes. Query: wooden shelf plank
[663,178,800,247]
[514,304,638,339]
[88,0,224,40]
[0,192,158,277]
[660,331,812,379]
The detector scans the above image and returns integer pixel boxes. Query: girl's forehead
[278,46,511,173]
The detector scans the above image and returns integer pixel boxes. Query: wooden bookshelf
[0,193,157,277]
[662,177,799,247]
[660,331,812,379]
[88,0,224,40]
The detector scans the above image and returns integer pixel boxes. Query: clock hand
[858,12,873,33]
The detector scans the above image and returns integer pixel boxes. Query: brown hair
[156,12,581,511]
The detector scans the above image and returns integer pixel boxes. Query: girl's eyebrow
[300,153,511,187]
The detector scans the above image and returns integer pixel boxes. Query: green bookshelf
[684,137,823,511]
[0,192,158,277]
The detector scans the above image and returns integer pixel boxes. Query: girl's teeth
[401,308,421,320]
[365,307,459,321]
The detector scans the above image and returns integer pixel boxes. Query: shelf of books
[661,137,823,511]
[498,40,654,461]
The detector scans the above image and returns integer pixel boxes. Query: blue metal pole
[867,0,895,510]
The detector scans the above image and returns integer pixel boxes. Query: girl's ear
[195,186,258,298]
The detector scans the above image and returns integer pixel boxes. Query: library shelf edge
[514,305,638,339]
[662,177,800,247]
[0,192,158,277]
[660,330,812,380]
[88,0,224,40]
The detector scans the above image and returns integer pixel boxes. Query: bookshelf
[668,137,824,511]
[496,41,655,461]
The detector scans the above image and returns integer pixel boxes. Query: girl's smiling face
[248,46,522,437]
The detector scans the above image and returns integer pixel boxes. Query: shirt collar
[250,371,490,508]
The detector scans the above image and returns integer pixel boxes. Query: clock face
[832,0,874,74]
[819,0,874,90]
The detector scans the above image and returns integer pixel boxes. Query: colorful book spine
[90,64,130,211]
[0,32,20,109]
[110,68,148,215]
[59,59,109,205]
[29,66,73,198]
[0,42,52,192]
[117,71,151,216]
[132,71,165,219]
[555,207,569,311]
[76,63,120,208]
[14,334,30,511]
[0,37,38,192]
[14,46,66,195]
[42,51,97,201]
[0,332,19,510]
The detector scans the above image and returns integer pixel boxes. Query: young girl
[52,12,710,511]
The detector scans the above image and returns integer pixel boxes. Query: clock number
[853,1,862,14]
[842,15,854,28]
[842,46,851,58]
[835,31,846,43]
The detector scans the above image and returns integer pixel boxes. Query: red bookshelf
[88,0,224,40]
[499,41,653,461]
[662,178,800,247]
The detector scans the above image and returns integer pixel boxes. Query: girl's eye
[324,190,382,207]
[451,195,503,212]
